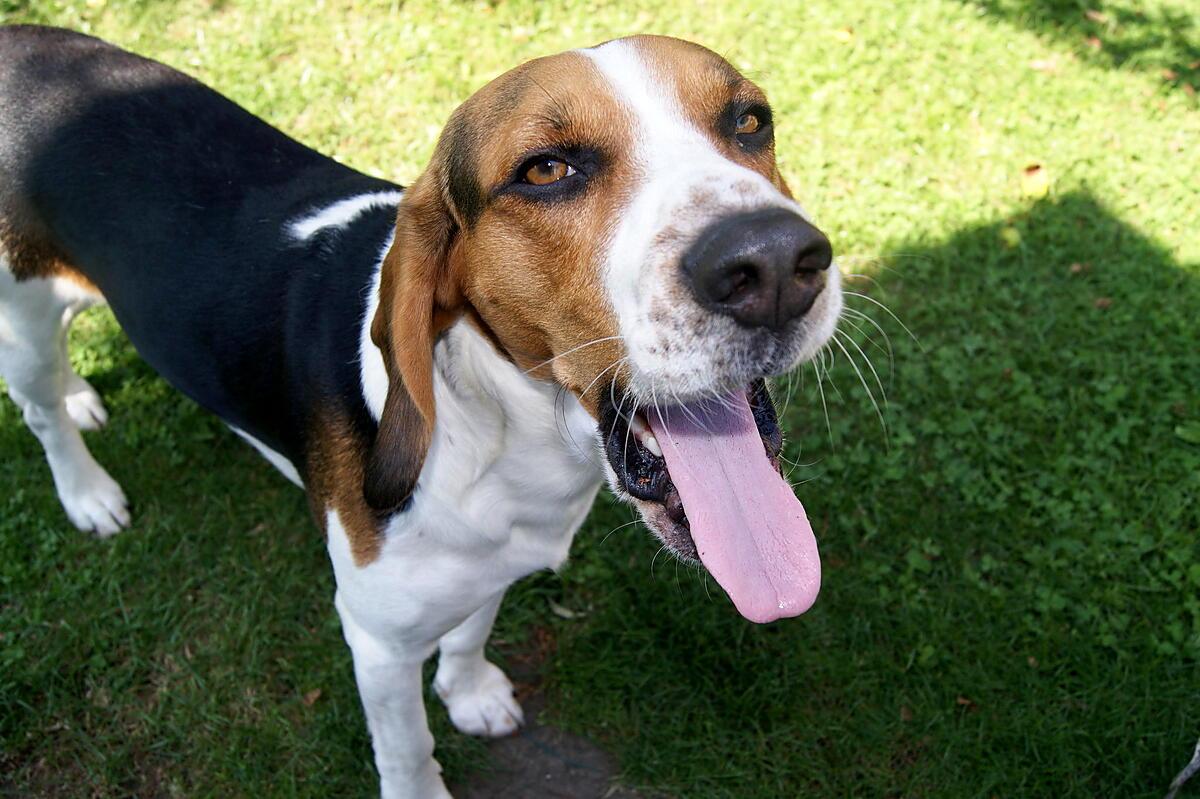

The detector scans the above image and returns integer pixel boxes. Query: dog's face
[370,35,840,622]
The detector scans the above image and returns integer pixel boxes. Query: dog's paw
[435,660,524,738]
[64,376,108,430]
[59,467,130,537]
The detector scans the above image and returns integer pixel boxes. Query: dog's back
[0,25,398,462]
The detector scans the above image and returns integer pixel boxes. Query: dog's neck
[360,247,604,556]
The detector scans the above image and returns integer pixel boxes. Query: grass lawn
[2,0,1198,796]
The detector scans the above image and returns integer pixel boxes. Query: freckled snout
[682,208,833,331]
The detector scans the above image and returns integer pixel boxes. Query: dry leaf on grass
[548,599,583,620]
[1021,164,1050,198]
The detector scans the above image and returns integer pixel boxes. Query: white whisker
[811,359,834,446]
[831,333,887,438]
[600,516,643,546]
[650,544,669,578]
[578,356,629,402]
[843,290,920,348]
[521,335,624,375]
[840,309,895,378]
[837,328,888,411]
[819,345,846,402]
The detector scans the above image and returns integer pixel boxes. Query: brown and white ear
[362,152,465,513]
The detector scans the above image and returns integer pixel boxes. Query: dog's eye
[523,158,576,186]
[730,105,772,148]
[735,112,761,135]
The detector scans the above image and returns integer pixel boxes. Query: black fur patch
[0,25,399,480]
[444,114,485,228]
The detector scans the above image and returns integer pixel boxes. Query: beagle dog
[0,25,841,798]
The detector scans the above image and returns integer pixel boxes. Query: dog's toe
[64,378,109,431]
[436,660,524,738]
[59,468,130,537]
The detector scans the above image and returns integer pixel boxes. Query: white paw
[64,377,108,430]
[435,660,524,738]
[58,466,130,537]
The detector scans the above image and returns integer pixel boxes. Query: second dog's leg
[434,591,524,737]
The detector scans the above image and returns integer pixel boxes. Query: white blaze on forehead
[582,39,818,403]
[583,40,742,365]
[582,39,770,200]
[580,41,663,294]
[582,40,695,160]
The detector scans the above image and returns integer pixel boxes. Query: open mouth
[600,380,821,623]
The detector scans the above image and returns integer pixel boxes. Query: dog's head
[368,35,840,622]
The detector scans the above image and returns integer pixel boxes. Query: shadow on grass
[556,189,1200,798]
[960,0,1200,87]
[1,190,1198,797]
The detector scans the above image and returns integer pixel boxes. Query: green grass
[1,0,1198,796]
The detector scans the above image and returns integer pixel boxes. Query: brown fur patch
[0,215,100,293]
[440,52,636,415]
[305,410,384,566]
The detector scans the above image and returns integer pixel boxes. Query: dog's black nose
[682,208,833,331]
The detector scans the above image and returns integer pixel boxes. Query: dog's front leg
[335,591,451,799]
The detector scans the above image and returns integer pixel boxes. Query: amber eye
[524,158,577,186]
[735,112,761,135]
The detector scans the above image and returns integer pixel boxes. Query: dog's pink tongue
[646,394,820,623]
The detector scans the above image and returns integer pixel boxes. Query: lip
[599,379,784,560]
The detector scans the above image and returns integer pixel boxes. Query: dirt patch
[450,631,649,799]
[449,692,645,799]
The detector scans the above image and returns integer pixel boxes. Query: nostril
[794,269,823,288]
[794,241,833,275]
[714,262,758,303]
[729,263,756,293]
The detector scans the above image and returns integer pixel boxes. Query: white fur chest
[330,279,604,642]
[399,322,605,577]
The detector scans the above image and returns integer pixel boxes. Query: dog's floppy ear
[362,130,469,512]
